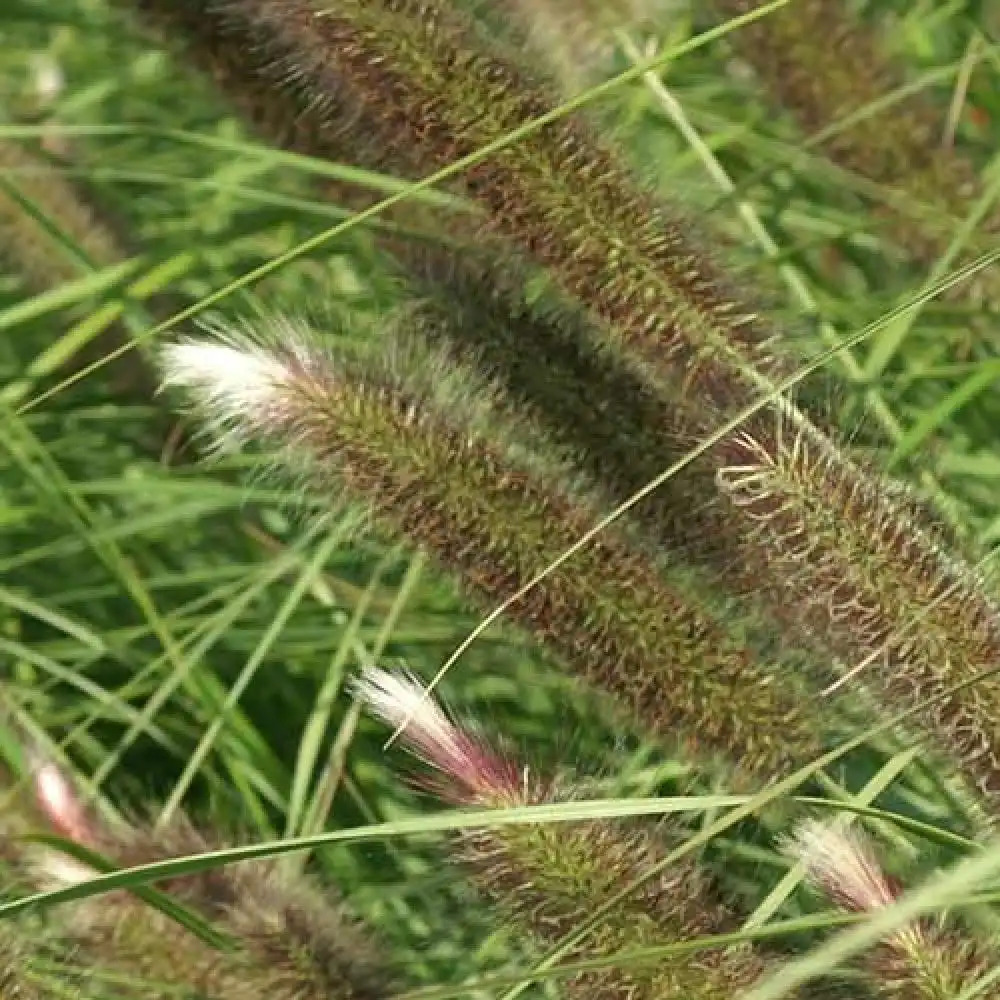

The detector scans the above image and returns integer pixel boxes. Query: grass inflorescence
[3,1,1000,997]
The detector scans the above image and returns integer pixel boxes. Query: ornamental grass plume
[396,252,732,565]
[791,820,999,999]
[198,0,785,412]
[18,758,394,1000]
[355,665,770,1000]
[159,318,823,783]
[714,409,1000,806]
[142,0,1000,814]
[712,0,998,288]
[118,0,737,568]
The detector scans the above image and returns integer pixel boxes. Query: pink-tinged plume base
[791,820,997,998]
[357,666,768,1000]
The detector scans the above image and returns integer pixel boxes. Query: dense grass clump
[2,2,1000,998]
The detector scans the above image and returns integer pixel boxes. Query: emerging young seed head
[357,666,768,1000]
[30,757,96,846]
[789,820,998,999]
[354,667,521,805]
[791,820,900,917]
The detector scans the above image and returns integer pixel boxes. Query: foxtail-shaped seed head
[358,666,768,1000]
[13,758,393,1000]
[716,409,1000,809]
[161,318,825,783]
[791,820,998,999]
[354,667,522,805]
[167,0,785,416]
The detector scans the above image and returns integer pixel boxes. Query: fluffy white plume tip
[32,761,94,844]
[353,667,520,802]
[790,820,897,914]
[353,667,464,767]
[159,338,292,428]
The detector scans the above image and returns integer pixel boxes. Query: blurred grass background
[1,0,1000,993]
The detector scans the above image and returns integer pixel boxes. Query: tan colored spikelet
[26,815,393,1000]
[9,757,394,1000]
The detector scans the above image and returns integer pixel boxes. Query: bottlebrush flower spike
[715,412,1000,808]
[117,0,445,222]
[17,754,104,891]
[90,817,392,1000]
[160,319,824,783]
[352,667,520,804]
[791,820,998,999]
[118,0,722,560]
[396,253,731,565]
[24,821,392,998]
[116,0,792,587]
[164,0,785,414]
[7,757,392,1000]
[357,666,768,1000]
[118,0,728,563]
